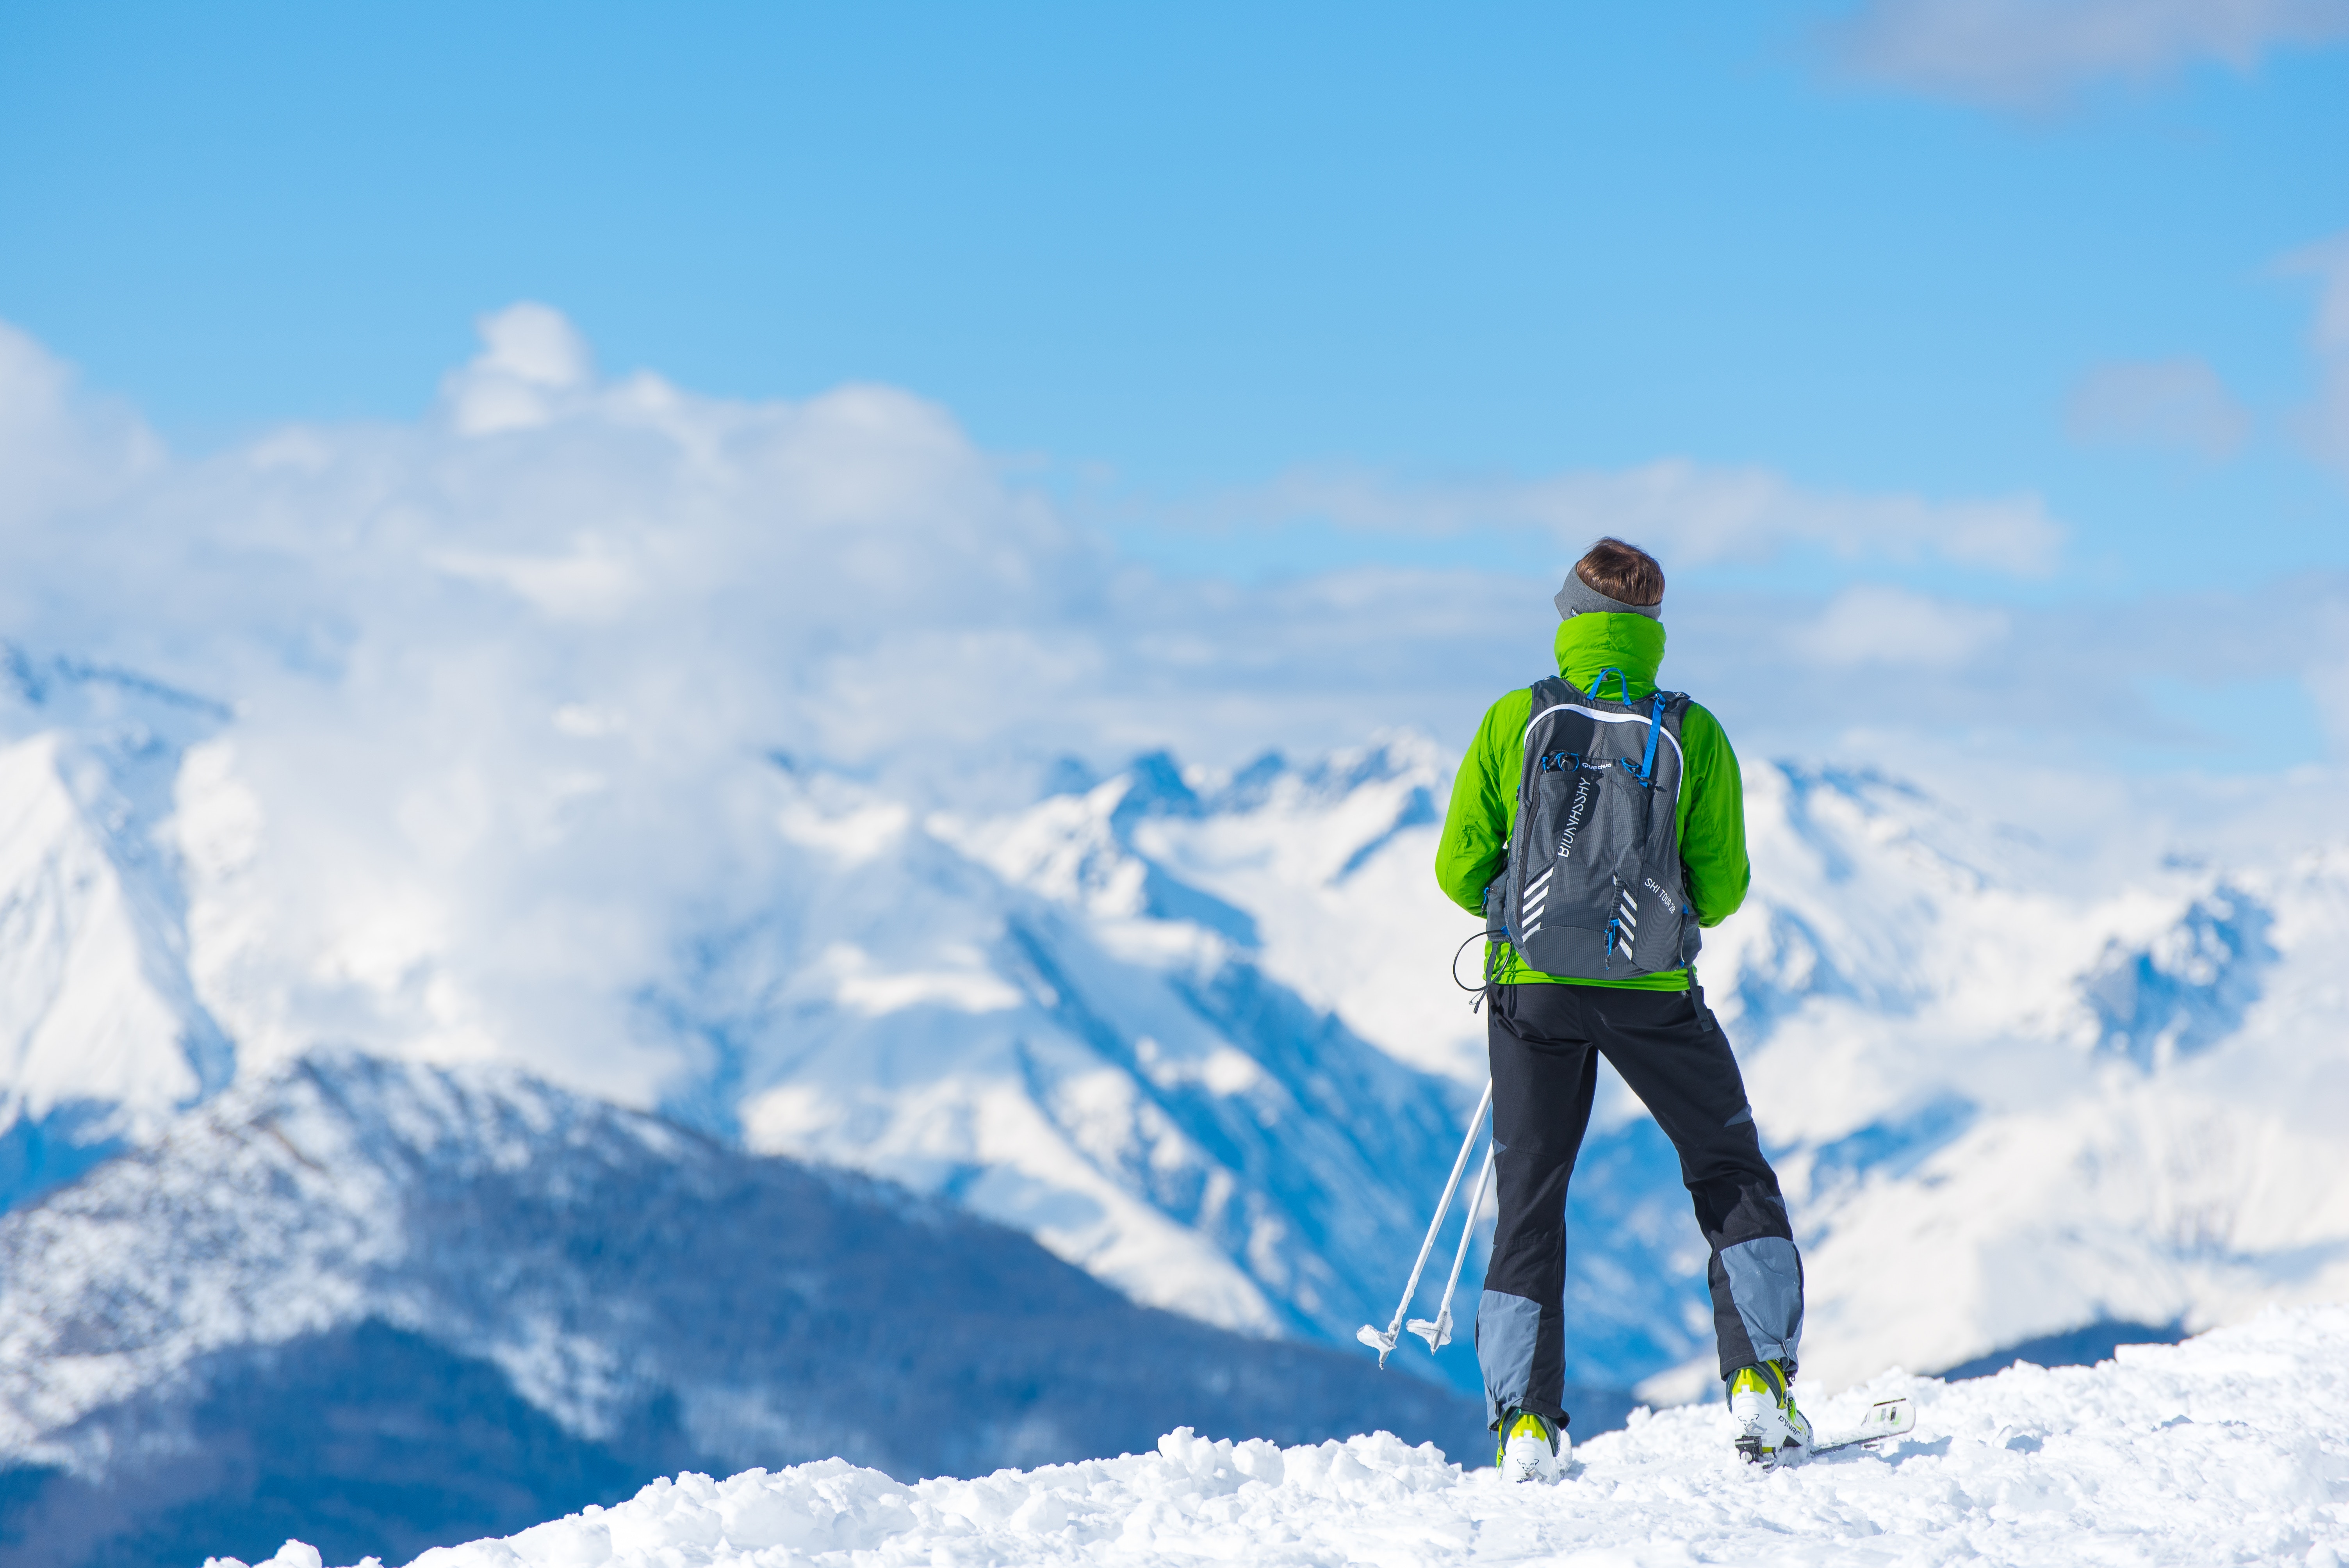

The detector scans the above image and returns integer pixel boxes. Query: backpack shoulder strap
[1522,676,1581,745]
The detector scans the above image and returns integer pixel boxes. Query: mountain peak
[0,726,231,1191]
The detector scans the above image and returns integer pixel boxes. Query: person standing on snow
[1432,536,1809,1483]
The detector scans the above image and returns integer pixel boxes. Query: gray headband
[1554,571,1662,621]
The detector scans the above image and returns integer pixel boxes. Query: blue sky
[2,1,2348,791]
[5,2,2345,595]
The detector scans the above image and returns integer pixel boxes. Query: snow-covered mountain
[647,745,1476,1360]
[918,741,2349,1398]
[0,1051,1481,1568]
[0,653,233,1207]
[219,1304,2349,1568]
[1702,764,2349,1395]
[0,661,2344,1414]
[0,673,1482,1383]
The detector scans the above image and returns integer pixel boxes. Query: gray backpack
[1490,668,1700,980]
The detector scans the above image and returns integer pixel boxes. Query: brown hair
[1574,537,1665,606]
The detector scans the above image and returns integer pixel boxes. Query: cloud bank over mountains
[0,302,2344,1128]
[8,300,2345,778]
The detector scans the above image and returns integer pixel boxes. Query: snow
[0,733,201,1121]
[213,1305,2349,1568]
[0,1055,570,1457]
[717,755,1476,1351]
[0,684,233,1178]
[1700,776,2349,1395]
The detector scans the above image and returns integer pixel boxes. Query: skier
[1433,537,1808,1482]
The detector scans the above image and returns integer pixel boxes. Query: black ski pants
[1474,981,1803,1431]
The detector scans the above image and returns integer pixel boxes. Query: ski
[1737,1395,1914,1466]
[1809,1396,1915,1456]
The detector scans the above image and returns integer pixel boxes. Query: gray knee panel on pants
[1476,1289,1542,1428]
[1718,1236,1804,1368]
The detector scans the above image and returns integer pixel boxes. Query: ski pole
[1357,1079,1493,1368]
[1410,1136,1494,1351]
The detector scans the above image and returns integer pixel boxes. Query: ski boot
[1728,1360,1813,1468]
[1495,1408,1567,1483]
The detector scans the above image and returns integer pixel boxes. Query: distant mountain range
[0,648,2344,1563]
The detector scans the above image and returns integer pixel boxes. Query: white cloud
[0,321,162,529]
[441,301,597,435]
[2067,358,2250,458]
[0,306,1123,1103]
[1794,584,2014,668]
[431,540,646,623]
[1830,0,2349,106]
[1221,460,2066,577]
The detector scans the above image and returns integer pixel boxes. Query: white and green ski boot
[1495,1408,1567,1483]
[1729,1360,1813,1468]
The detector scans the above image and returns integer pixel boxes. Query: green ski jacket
[1433,612,1749,991]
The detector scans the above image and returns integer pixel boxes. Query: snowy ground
[212,1305,2349,1568]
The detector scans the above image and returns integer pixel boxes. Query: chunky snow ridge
[211,1305,2349,1568]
